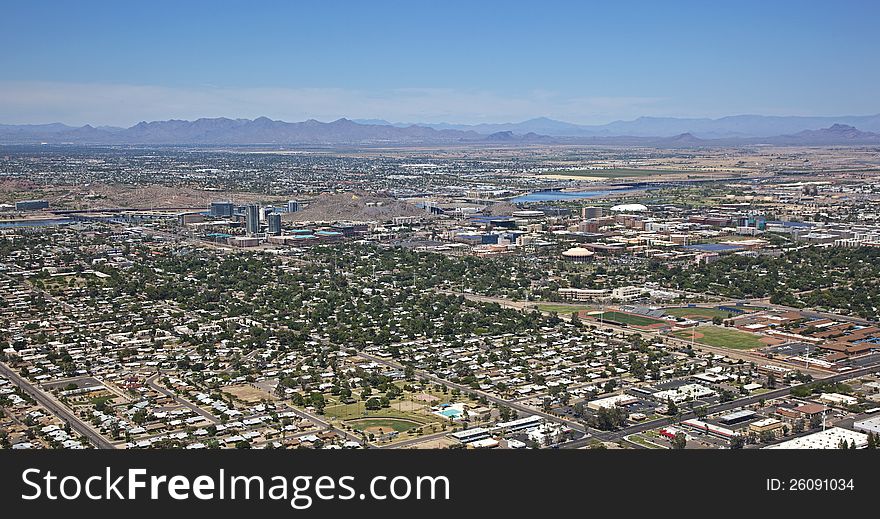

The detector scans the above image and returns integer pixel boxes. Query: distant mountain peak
[794,123,874,137]
[826,123,860,133]
[3,114,880,146]
[486,131,516,141]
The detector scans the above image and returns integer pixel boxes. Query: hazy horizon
[4,108,880,131]
[2,1,879,127]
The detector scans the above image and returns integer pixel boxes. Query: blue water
[511,188,645,203]
[438,408,462,418]
[0,218,72,228]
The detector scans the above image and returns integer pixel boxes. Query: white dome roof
[610,203,648,212]
[562,247,594,257]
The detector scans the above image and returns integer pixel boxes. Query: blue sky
[1,0,878,126]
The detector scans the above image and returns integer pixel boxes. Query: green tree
[671,432,687,449]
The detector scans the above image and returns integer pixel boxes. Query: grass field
[671,326,765,350]
[88,395,116,407]
[324,399,445,426]
[591,311,665,327]
[626,434,667,449]
[537,303,593,314]
[347,417,424,433]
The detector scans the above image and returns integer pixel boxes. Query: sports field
[663,307,734,320]
[591,311,666,327]
[537,303,593,314]
[671,326,765,350]
[347,417,424,433]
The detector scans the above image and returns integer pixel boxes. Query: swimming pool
[437,408,462,418]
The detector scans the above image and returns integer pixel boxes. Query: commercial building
[718,409,757,425]
[491,415,543,433]
[558,287,608,301]
[450,427,491,444]
[611,286,644,301]
[748,418,785,436]
[209,201,234,218]
[228,236,261,248]
[15,200,49,211]
[581,206,604,219]
[245,204,260,236]
[818,393,859,407]
[177,212,205,226]
[681,419,737,438]
[587,394,638,411]
[853,415,880,435]
[287,200,301,213]
[653,384,715,403]
[764,427,868,449]
[267,213,282,235]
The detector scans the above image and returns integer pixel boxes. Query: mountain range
[1,115,879,146]
[355,114,880,138]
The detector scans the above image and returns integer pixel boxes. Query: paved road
[1,272,77,314]
[562,362,880,448]
[358,352,588,435]
[279,403,367,446]
[447,289,832,377]
[0,362,115,449]
[146,373,220,424]
[381,430,452,449]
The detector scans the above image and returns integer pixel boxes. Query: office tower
[267,213,282,235]
[209,201,234,218]
[246,204,260,236]
[287,200,301,213]
[582,206,603,219]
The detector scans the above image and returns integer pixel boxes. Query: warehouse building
[853,415,880,435]
[764,427,868,449]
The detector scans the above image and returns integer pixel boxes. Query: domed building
[609,203,648,213]
[561,246,595,263]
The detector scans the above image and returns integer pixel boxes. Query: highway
[0,362,116,449]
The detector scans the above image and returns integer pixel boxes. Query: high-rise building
[267,213,282,235]
[582,206,603,219]
[209,201,234,218]
[287,200,301,213]
[245,204,260,236]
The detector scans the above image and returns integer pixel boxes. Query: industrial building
[764,427,868,449]
[853,415,880,435]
